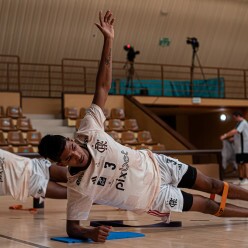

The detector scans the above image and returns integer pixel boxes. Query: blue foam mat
[51,231,145,243]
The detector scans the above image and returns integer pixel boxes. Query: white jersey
[67,104,161,220]
[234,119,248,154]
[0,149,32,201]
[0,149,51,201]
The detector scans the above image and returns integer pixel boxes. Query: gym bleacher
[0,106,42,153]
[64,106,166,151]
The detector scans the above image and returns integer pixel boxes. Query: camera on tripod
[124,44,140,62]
[186,37,199,49]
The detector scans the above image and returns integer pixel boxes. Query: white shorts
[149,154,189,220]
[28,159,51,199]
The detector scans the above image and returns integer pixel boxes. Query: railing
[0,55,247,99]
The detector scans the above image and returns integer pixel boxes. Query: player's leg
[238,163,244,180]
[237,163,248,185]
[189,194,248,217]
[192,169,248,201]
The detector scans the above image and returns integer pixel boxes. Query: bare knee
[210,179,224,195]
[193,170,224,195]
[191,195,219,215]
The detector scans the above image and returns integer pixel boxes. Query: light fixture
[220,114,227,121]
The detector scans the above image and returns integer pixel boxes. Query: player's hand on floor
[89,225,112,242]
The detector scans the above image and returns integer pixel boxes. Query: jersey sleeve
[236,120,245,133]
[77,104,106,133]
[67,188,93,220]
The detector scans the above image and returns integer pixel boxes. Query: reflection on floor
[1,181,248,248]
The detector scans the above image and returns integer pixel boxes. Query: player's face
[59,140,90,167]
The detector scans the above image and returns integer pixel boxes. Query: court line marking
[0,234,49,248]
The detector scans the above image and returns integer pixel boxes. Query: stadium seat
[17,146,34,153]
[103,108,110,119]
[108,119,124,131]
[121,131,138,145]
[75,118,83,130]
[136,144,150,150]
[137,130,156,144]
[7,131,27,146]
[0,131,8,146]
[0,118,16,131]
[64,107,78,119]
[64,107,78,126]
[16,118,35,132]
[26,131,42,146]
[110,108,125,120]
[107,131,121,143]
[124,119,139,131]
[79,107,86,119]
[6,106,23,119]
[0,145,14,153]
[151,143,166,151]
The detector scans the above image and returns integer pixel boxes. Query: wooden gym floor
[1,179,248,248]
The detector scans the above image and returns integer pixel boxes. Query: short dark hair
[38,134,66,162]
[232,111,243,117]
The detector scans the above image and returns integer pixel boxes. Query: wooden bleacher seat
[0,118,16,131]
[151,143,166,151]
[75,119,83,130]
[110,108,125,120]
[26,131,42,146]
[79,107,86,119]
[17,146,34,153]
[103,108,110,119]
[0,145,14,153]
[0,106,5,118]
[121,131,138,145]
[107,131,121,143]
[124,119,139,131]
[6,106,23,119]
[16,118,35,132]
[136,144,150,150]
[7,131,27,146]
[64,107,78,119]
[0,131,8,146]
[123,144,135,149]
[137,130,156,145]
[104,121,109,131]
[108,119,124,131]
[64,107,78,126]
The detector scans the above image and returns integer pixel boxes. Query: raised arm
[67,220,112,242]
[92,10,115,109]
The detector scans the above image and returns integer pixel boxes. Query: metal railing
[0,55,247,99]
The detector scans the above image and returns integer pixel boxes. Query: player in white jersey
[38,10,248,243]
[220,111,248,185]
[0,149,67,201]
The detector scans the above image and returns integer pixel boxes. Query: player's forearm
[220,129,237,140]
[67,220,111,242]
[96,37,113,92]
[66,221,92,240]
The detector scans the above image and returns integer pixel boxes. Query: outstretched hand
[95,10,115,39]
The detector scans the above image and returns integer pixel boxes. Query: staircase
[26,114,76,139]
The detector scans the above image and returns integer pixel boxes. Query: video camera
[186,37,199,49]
[124,44,140,62]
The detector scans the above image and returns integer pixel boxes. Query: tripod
[124,61,135,95]
[188,38,207,96]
